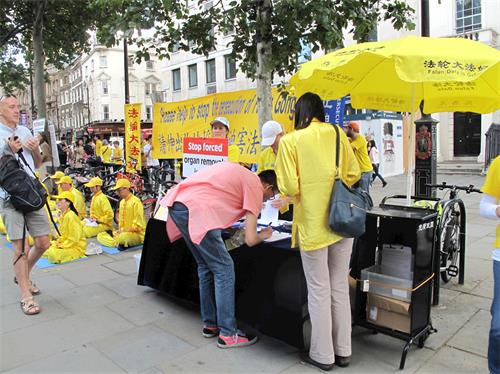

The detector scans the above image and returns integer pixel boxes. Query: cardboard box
[366,293,411,333]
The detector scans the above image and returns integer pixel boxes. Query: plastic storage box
[361,264,413,302]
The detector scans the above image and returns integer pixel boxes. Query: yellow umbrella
[290,36,500,114]
[290,36,500,203]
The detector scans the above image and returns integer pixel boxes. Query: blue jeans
[359,172,373,194]
[168,202,236,336]
[490,260,500,374]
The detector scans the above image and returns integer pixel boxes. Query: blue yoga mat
[4,241,88,268]
[100,244,142,255]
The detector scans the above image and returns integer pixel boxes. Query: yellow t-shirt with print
[482,155,500,248]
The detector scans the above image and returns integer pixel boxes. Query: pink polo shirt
[160,162,263,244]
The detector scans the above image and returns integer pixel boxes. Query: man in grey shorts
[0,95,51,315]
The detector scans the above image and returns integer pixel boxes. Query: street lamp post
[124,37,130,104]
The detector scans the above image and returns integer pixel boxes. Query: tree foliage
[0,0,101,94]
[93,0,415,80]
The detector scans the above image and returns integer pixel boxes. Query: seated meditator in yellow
[97,178,145,248]
[82,177,114,238]
[56,176,86,219]
[43,191,87,263]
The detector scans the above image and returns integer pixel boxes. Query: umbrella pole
[406,85,417,206]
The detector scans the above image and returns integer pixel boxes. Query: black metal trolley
[350,205,438,369]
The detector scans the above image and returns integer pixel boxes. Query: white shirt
[143,143,160,167]
[0,123,36,199]
[369,147,379,164]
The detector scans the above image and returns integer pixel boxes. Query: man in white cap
[257,120,291,215]
[257,120,284,174]
[210,117,239,163]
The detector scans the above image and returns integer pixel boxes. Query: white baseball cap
[210,117,230,129]
[261,121,283,146]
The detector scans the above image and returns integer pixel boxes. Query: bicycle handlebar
[425,182,482,194]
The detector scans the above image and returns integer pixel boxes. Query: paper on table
[83,218,98,227]
[264,231,291,242]
[258,194,280,226]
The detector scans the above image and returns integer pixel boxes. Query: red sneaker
[217,331,258,348]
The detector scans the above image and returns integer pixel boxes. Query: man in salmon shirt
[160,162,277,349]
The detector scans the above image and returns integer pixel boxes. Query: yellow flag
[124,103,142,172]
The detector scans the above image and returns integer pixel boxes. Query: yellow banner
[124,103,142,172]
[152,88,295,163]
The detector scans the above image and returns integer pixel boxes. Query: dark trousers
[371,163,386,185]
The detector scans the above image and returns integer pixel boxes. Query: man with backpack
[0,94,51,315]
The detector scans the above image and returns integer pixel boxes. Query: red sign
[183,137,228,156]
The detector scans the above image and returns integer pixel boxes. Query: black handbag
[328,125,373,238]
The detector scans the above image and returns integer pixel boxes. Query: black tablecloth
[138,218,308,348]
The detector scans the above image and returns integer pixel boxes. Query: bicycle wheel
[439,203,461,283]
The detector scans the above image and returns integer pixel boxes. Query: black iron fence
[484,123,500,171]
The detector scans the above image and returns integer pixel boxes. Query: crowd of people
[1,92,497,373]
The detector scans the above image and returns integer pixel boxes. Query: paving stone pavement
[0,173,494,373]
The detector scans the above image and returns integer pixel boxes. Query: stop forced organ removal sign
[183,137,228,177]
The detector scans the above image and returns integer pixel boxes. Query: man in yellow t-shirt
[345,122,373,193]
[97,178,145,249]
[83,177,114,238]
[56,176,86,219]
[480,155,500,374]
[210,117,240,163]
[111,141,123,166]
[100,140,112,164]
[94,135,102,159]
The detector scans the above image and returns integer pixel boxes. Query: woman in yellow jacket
[275,92,360,370]
[210,117,240,163]
[57,176,86,219]
[100,140,112,164]
[82,177,114,238]
[43,191,87,264]
[97,178,145,248]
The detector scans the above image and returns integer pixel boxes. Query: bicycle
[425,183,482,285]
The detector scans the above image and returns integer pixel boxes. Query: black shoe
[334,355,351,368]
[117,244,129,251]
[202,326,219,338]
[382,181,387,188]
[300,352,334,371]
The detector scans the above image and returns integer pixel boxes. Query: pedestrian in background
[480,155,500,374]
[368,139,387,187]
[275,92,360,371]
[344,121,373,193]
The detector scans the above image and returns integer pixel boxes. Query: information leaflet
[183,137,228,177]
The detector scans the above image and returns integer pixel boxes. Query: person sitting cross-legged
[43,191,87,264]
[97,179,145,249]
[56,176,86,219]
[82,177,113,238]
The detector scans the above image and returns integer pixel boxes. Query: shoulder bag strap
[332,125,341,178]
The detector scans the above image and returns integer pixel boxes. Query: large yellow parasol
[290,36,500,114]
[289,36,500,203]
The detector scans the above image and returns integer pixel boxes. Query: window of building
[188,64,198,87]
[146,105,152,120]
[298,38,312,64]
[146,60,154,70]
[103,104,109,120]
[206,59,216,84]
[145,82,156,96]
[102,80,109,95]
[456,0,481,33]
[224,55,236,80]
[91,59,94,71]
[172,68,181,91]
[100,55,107,67]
